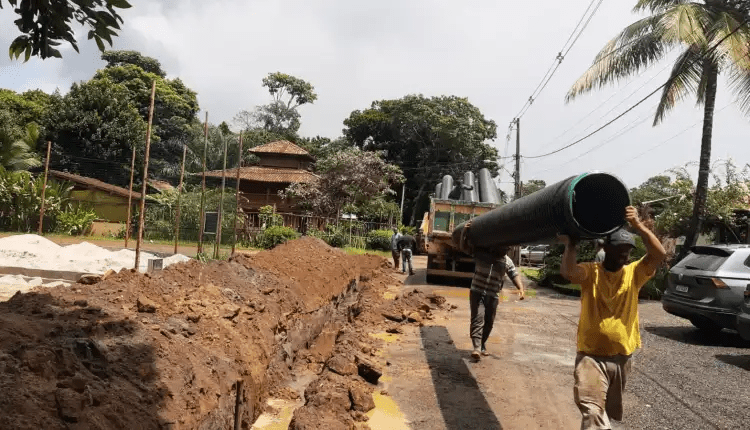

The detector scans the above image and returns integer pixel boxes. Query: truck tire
[426,255,441,284]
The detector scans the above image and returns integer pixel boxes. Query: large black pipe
[453,172,630,248]
[439,175,453,200]
[462,171,478,202]
[477,168,500,204]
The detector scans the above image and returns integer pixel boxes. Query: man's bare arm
[626,206,667,271]
[512,274,525,300]
[559,235,587,284]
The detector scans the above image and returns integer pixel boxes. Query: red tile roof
[49,170,143,200]
[203,166,318,184]
[248,140,312,157]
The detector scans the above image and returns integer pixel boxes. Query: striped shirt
[470,255,518,298]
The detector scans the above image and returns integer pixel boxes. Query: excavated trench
[0,237,430,429]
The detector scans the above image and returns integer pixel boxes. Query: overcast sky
[1,0,749,196]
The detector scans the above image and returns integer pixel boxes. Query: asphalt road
[382,255,750,430]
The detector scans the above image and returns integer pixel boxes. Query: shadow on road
[715,354,750,371]
[644,325,750,348]
[420,325,503,430]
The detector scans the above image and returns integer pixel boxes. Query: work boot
[481,345,489,356]
[471,349,481,361]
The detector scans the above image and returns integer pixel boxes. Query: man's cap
[606,228,636,248]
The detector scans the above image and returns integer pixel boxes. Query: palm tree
[0,123,42,171]
[567,0,750,256]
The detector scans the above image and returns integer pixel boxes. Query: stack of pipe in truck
[419,168,502,284]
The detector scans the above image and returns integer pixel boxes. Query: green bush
[55,207,97,236]
[400,225,416,236]
[255,225,299,249]
[259,205,283,228]
[366,229,393,251]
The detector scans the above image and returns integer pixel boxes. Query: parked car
[736,280,750,340]
[662,245,750,332]
[520,245,549,266]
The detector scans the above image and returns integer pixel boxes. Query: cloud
[1,0,749,192]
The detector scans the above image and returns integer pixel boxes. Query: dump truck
[418,168,502,284]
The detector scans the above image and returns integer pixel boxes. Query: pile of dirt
[286,284,453,429]
[0,236,447,429]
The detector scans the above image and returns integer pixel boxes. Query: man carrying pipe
[458,220,525,361]
[559,206,666,430]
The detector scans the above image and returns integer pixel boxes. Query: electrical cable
[523,18,750,160]
[510,0,606,121]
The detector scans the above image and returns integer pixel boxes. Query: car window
[674,252,728,272]
[744,255,750,269]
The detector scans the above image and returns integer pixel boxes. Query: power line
[526,105,657,176]
[611,102,733,170]
[510,0,605,121]
[524,18,750,160]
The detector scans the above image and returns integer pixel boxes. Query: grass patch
[342,247,391,258]
[520,267,540,281]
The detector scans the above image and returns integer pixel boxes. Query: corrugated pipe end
[568,172,630,237]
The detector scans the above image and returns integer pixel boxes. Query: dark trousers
[391,250,400,269]
[469,289,499,350]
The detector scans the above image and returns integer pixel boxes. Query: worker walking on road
[458,220,525,361]
[390,227,402,270]
[559,206,666,430]
[397,235,417,276]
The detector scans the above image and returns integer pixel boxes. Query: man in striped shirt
[459,221,526,360]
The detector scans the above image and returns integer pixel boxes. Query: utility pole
[173,142,187,254]
[399,183,406,226]
[134,80,156,271]
[514,118,521,200]
[198,112,208,256]
[38,140,51,235]
[512,118,522,266]
[125,144,137,247]
[214,132,229,259]
[232,133,244,255]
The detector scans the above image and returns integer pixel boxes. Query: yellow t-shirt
[577,258,655,356]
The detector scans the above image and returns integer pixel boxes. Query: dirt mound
[0,235,446,429]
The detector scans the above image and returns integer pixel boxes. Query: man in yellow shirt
[559,206,666,430]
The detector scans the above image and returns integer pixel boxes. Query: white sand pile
[0,234,192,297]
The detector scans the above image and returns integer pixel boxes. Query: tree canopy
[343,94,499,224]
[43,78,147,186]
[101,50,166,77]
[521,179,546,197]
[2,0,131,60]
[283,148,403,218]
[234,72,318,138]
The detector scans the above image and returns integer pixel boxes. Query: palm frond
[654,45,704,124]
[659,4,710,46]
[727,63,750,116]
[634,0,690,14]
[709,11,750,71]
[567,15,667,102]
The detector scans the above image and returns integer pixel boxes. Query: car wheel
[521,257,529,266]
[690,318,723,332]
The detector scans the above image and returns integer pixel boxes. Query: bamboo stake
[125,144,137,247]
[197,112,208,256]
[232,133,244,255]
[37,140,51,235]
[214,132,229,259]
[134,81,156,270]
[173,142,187,254]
